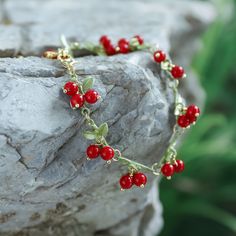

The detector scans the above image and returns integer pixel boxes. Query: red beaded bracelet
[43,35,200,190]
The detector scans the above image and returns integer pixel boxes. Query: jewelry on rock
[43,35,200,190]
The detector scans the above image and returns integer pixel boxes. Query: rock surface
[0,0,215,235]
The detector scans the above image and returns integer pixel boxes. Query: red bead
[120,174,133,190]
[118,38,130,54]
[173,159,185,173]
[70,94,84,109]
[86,144,100,159]
[171,65,185,79]
[177,115,190,128]
[100,146,115,160]
[161,163,174,177]
[105,44,117,56]
[99,35,111,48]
[153,50,166,63]
[118,38,129,45]
[134,35,144,45]
[99,35,116,55]
[63,81,78,96]
[133,172,147,187]
[186,104,200,121]
[188,115,197,124]
[84,89,99,104]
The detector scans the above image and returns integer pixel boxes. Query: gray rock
[0,0,215,235]
[0,26,21,57]
[1,0,216,57]
[0,53,170,235]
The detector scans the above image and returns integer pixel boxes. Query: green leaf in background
[193,0,236,109]
[179,200,236,233]
[159,1,236,236]
[97,123,109,137]
[82,77,94,92]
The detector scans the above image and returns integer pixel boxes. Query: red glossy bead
[70,94,84,109]
[153,50,166,63]
[120,174,133,190]
[171,65,185,79]
[133,172,147,187]
[188,115,197,124]
[63,81,78,96]
[134,35,144,45]
[173,159,185,173]
[105,44,117,56]
[161,163,174,177]
[118,38,129,45]
[186,105,200,120]
[99,35,111,47]
[118,38,130,54]
[100,146,115,160]
[177,115,190,128]
[84,89,99,104]
[86,144,100,159]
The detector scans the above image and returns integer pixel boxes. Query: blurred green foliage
[159,1,236,236]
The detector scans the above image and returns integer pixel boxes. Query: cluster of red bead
[152,47,201,128]
[99,35,144,55]
[153,50,185,79]
[119,172,147,190]
[63,81,100,108]
[43,34,201,191]
[177,104,200,128]
[161,159,185,178]
[86,144,114,161]
[100,35,185,79]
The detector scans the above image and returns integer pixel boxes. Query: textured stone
[1,0,216,56]
[0,0,215,235]
[0,26,21,57]
[0,52,169,234]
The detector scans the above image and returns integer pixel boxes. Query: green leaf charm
[97,123,109,137]
[83,131,97,140]
[82,77,94,92]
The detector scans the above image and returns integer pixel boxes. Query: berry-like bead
[84,89,99,104]
[120,174,133,190]
[118,38,130,54]
[133,172,147,187]
[118,38,129,45]
[177,115,190,128]
[105,44,117,56]
[161,163,174,177]
[186,105,200,120]
[100,146,115,160]
[171,65,185,79]
[86,144,100,159]
[153,50,166,63]
[134,35,144,45]
[63,81,78,96]
[70,94,84,109]
[99,35,111,47]
[173,159,185,173]
[188,116,197,124]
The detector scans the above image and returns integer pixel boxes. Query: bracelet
[43,35,200,191]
